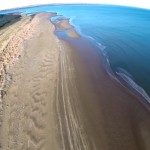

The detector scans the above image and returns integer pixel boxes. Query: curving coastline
[0,12,150,150]
[52,15,150,149]
[53,16,150,108]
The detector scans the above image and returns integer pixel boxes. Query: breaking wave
[116,68,150,103]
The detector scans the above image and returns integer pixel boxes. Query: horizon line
[0,3,150,12]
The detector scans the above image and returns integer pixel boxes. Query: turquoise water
[1,4,150,100]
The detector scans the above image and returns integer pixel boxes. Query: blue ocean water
[1,4,150,100]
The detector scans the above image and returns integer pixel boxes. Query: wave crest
[116,68,150,103]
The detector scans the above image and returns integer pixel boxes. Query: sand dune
[0,12,150,150]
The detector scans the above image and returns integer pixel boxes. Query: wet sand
[0,12,150,150]
[55,18,79,38]
[66,29,80,38]
[55,18,74,30]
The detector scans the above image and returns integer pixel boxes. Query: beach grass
[0,14,21,29]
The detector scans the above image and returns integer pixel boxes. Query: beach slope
[0,12,150,150]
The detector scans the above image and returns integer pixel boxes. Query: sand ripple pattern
[0,16,39,149]
[0,16,39,101]
[0,13,98,150]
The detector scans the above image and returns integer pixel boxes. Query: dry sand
[0,12,150,150]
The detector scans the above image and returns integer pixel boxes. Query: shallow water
[1,4,150,98]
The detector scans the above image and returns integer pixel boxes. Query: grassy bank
[0,14,21,29]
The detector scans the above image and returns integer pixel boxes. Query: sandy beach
[0,12,150,150]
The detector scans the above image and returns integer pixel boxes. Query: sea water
[1,4,150,100]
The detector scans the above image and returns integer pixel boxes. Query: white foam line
[116,71,150,103]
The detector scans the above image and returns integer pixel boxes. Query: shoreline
[93,34,150,108]
[52,15,150,109]
[52,15,150,149]
[55,24,150,149]
[0,12,150,149]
